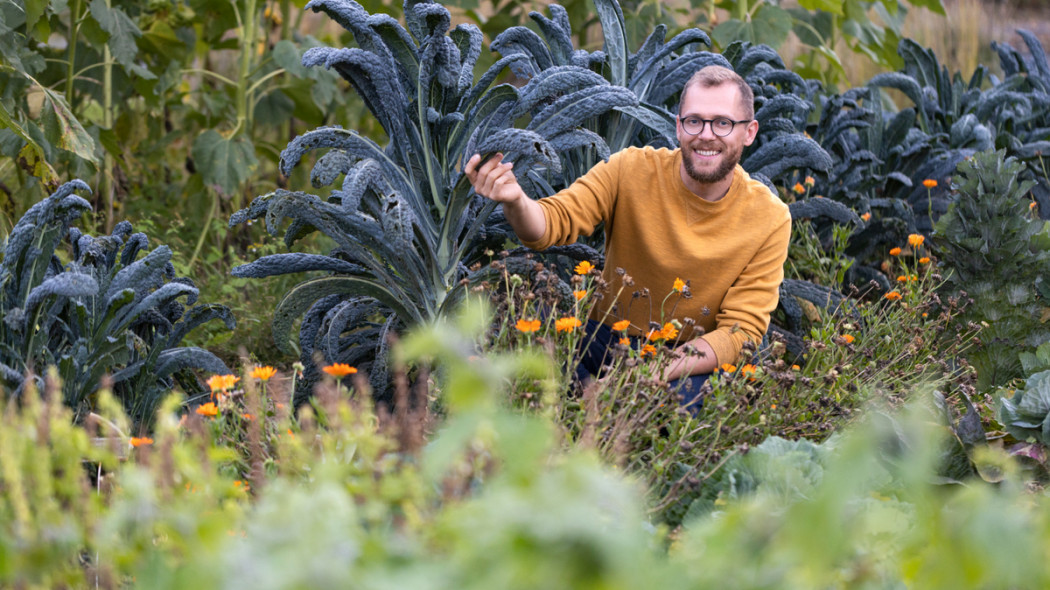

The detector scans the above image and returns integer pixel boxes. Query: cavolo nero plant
[230,0,661,403]
[0,180,234,425]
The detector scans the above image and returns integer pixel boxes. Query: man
[464,65,791,409]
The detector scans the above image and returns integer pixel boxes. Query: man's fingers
[464,153,481,177]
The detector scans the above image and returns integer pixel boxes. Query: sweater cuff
[700,329,740,367]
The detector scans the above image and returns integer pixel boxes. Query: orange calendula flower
[673,277,686,292]
[908,234,925,248]
[720,363,737,373]
[889,247,902,256]
[250,366,277,381]
[741,364,757,379]
[922,179,938,188]
[660,322,679,341]
[641,344,657,357]
[804,176,815,186]
[791,364,800,370]
[1030,201,1038,210]
[792,182,805,194]
[919,257,931,264]
[884,291,903,301]
[897,275,907,283]
[555,317,582,333]
[573,290,587,301]
[618,337,631,346]
[574,260,594,275]
[860,212,871,222]
[323,363,357,378]
[841,334,855,344]
[515,318,541,333]
[130,437,153,447]
[242,413,254,421]
[196,402,218,417]
[206,374,240,392]
[612,319,631,332]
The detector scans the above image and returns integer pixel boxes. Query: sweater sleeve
[521,154,621,251]
[701,212,792,365]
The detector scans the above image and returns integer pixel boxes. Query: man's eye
[686,118,702,126]
[714,118,732,128]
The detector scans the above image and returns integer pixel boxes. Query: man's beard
[682,141,742,184]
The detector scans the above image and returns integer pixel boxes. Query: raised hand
[463,153,527,205]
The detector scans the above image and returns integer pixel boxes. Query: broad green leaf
[89,0,155,79]
[798,0,843,15]
[272,40,307,78]
[903,0,944,15]
[17,142,59,189]
[191,129,258,195]
[39,88,99,165]
[254,90,295,126]
[24,0,46,36]
[712,5,793,50]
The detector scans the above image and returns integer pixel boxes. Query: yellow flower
[206,374,240,392]
[792,182,805,194]
[922,179,938,188]
[250,366,277,381]
[804,176,815,186]
[612,319,631,332]
[322,363,358,378]
[720,363,737,373]
[660,322,679,341]
[889,247,902,256]
[919,257,931,264]
[673,277,686,292]
[574,260,594,275]
[130,437,153,447]
[516,318,541,333]
[860,212,871,222]
[841,334,855,344]
[196,402,218,417]
[555,317,582,333]
[641,344,657,357]
[573,290,587,301]
[884,291,903,301]
[908,234,925,248]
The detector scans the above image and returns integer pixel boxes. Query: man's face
[676,83,758,186]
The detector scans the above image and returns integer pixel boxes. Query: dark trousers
[573,319,709,413]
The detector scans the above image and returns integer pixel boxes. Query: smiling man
[463,65,792,410]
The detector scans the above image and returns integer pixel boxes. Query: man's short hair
[678,66,755,120]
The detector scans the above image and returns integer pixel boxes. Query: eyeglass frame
[678,116,753,137]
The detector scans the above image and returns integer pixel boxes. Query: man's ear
[743,119,759,146]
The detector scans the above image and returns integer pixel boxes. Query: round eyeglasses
[679,116,751,137]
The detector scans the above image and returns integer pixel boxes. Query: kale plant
[0,180,234,424]
[230,0,646,404]
[933,149,1050,391]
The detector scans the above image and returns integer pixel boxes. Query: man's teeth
[697,150,719,155]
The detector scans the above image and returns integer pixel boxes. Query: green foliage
[0,304,1043,590]
[933,149,1050,391]
[0,180,234,424]
[999,370,1050,447]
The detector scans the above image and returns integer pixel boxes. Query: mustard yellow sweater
[522,146,792,365]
